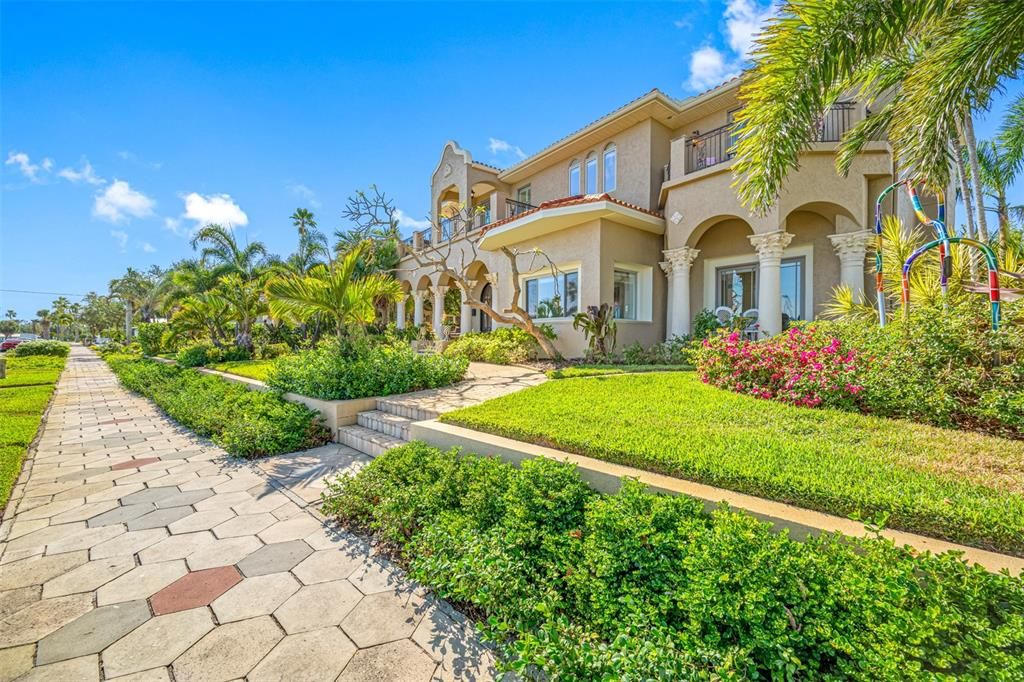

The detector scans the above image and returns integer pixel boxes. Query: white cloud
[110,229,128,250]
[687,46,739,91]
[117,150,163,170]
[724,0,776,60]
[487,137,526,160]
[181,192,248,229]
[58,159,104,185]
[684,0,776,92]
[141,241,156,253]
[93,180,156,223]
[41,158,54,172]
[394,208,431,231]
[163,216,185,236]
[5,151,46,182]
[287,182,321,208]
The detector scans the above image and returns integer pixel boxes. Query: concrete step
[375,399,441,422]
[337,425,406,458]
[357,410,413,440]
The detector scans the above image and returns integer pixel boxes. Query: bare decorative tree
[343,186,564,359]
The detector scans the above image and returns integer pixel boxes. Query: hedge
[104,354,330,457]
[11,340,70,357]
[323,442,1024,680]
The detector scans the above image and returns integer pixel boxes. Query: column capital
[662,246,700,270]
[412,289,429,301]
[659,261,673,276]
[431,284,449,297]
[457,279,479,293]
[749,230,793,259]
[828,230,873,261]
[484,272,499,286]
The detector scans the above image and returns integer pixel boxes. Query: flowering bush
[695,325,863,409]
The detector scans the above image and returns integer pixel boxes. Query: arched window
[603,144,617,191]
[568,160,581,195]
[585,154,598,193]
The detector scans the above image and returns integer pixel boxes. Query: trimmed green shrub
[105,354,330,457]
[442,328,539,365]
[323,443,1024,680]
[135,322,167,356]
[176,342,213,367]
[258,342,290,360]
[269,340,468,400]
[11,340,70,357]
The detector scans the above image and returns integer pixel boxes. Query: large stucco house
[394,78,936,358]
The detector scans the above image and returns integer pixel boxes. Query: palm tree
[975,140,1024,253]
[266,241,402,341]
[733,0,1024,213]
[169,293,232,347]
[290,208,317,240]
[35,309,50,339]
[190,224,267,278]
[109,269,153,340]
[214,273,266,352]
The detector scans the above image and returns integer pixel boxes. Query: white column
[749,231,793,337]
[458,279,478,334]
[432,285,448,338]
[412,290,426,327]
[395,296,407,330]
[659,261,674,339]
[663,246,700,338]
[828,230,873,298]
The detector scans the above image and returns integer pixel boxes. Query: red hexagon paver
[110,457,161,471]
[150,566,243,615]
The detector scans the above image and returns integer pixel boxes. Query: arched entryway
[479,282,493,332]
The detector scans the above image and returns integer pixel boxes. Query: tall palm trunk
[124,301,134,341]
[996,189,1010,254]
[961,113,990,244]
[951,139,978,278]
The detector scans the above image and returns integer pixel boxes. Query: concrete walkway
[0,347,497,681]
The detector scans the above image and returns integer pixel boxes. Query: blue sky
[1,1,1021,319]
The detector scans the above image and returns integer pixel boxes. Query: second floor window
[604,144,617,191]
[569,161,581,195]
[585,155,597,193]
[517,185,531,205]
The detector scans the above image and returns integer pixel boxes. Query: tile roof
[482,193,664,234]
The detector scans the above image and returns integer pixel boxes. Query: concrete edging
[409,419,1024,575]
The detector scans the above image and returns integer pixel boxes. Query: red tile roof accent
[481,194,664,234]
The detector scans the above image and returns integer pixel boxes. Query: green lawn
[547,364,693,379]
[207,359,275,382]
[441,371,1024,556]
[0,356,65,509]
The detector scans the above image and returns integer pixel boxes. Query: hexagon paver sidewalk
[0,346,498,680]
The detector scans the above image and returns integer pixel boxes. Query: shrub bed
[441,372,1024,554]
[269,341,467,400]
[442,328,539,364]
[323,442,1024,680]
[104,354,329,457]
[11,340,70,357]
[696,301,1023,437]
[1,355,66,509]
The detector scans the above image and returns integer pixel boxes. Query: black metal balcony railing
[417,227,432,247]
[506,198,535,218]
[685,102,857,174]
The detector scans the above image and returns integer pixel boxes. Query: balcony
[506,198,535,218]
[675,101,858,177]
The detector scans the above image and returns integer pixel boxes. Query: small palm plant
[266,241,402,341]
[572,304,617,360]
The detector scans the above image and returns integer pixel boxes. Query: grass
[441,372,1024,556]
[546,363,693,379]
[0,356,65,509]
[207,359,275,382]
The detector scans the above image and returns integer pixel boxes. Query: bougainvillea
[694,325,863,409]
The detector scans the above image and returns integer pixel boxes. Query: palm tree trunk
[951,139,978,278]
[124,302,133,341]
[998,191,1010,255]
[961,113,990,243]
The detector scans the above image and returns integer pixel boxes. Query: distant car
[0,338,25,352]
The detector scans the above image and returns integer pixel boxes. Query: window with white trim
[613,269,638,320]
[603,144,617,191]
[568,160,580,196]
[517,185,531,205]
[585,154,597,193]
[525,270,578,319]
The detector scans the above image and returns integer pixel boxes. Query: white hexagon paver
[210,572,301,623]
[102,607,215,678]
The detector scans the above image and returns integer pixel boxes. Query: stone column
[412,290,426,327]
[459,280,478,334]
[659,260,674,339]
[432,285,448,338]
[395,296,407,330]
[662,247,700,338]
[749,231,793,337]
[828,230,873,298]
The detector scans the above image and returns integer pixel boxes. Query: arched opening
[689,217,757,323]
[784,200,864,319]
[437,185,462,241]
[479,283,493,332]
[470,182,498,229]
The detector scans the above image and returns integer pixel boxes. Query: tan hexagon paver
[273,579,364,634]
[336,639,438,681]
[210,572,300,623]
[96,560,188,605]
[167,508,235,535]
[211,512,276,539]
[91,528,169,560]
[137,531,217,564]
[43,555,136,598]
[184,536,263,571]
[248,626,357,681]
[0,643,35,680]
[0,585,41,618]
[291,548,367,585]
[11,653,100,682]
[101,607,215,678]
[0,551,89,591]
[340,590,427,648]
[171,615,283,682]
[0,593,94,648]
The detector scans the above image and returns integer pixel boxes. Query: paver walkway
[0,347,497,681]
